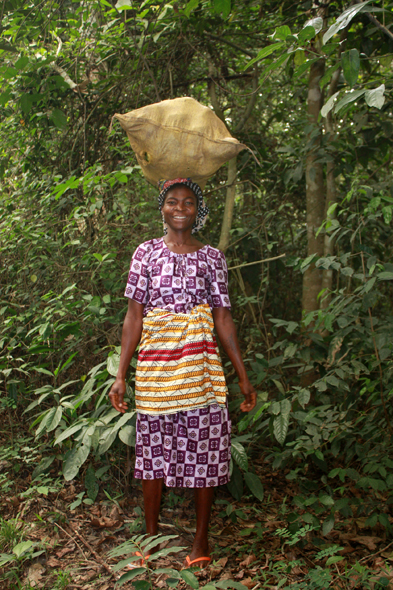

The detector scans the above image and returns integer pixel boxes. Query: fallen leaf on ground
[339,535,383,551]
[210,566,222,578]
[240,554,256,567]
[56,544,75,558]
[47,557,62,567]
[27,563,45,587]
[242,578,256,589]
[216,556,228,567]
[91,516,122,528]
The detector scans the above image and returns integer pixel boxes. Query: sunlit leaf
[323,1,372,44]
[365,84,385,109]
[334,89,365,114]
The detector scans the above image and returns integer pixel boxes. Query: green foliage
[1,1,393,570]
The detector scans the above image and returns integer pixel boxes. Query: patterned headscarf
[158,178,209,234]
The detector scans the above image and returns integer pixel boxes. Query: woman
[109,178,256,568]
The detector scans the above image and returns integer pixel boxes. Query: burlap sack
[113,97,247,189]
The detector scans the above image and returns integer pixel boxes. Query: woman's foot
[183,540,211,569]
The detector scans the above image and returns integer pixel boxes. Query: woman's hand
[108,378,128,414]
[239,379,257,412]
[212,308,257,413]
[108,299,144,414]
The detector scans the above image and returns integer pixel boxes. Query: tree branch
[204,33,255,58]
[366,13,393,42]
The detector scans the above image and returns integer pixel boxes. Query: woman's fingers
[109,381,128,413]
[240,391,257,412]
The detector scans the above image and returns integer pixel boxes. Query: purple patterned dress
[124,237,232,488]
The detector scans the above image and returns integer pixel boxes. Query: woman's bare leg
[186,487,214,566]
[142,478,164,556]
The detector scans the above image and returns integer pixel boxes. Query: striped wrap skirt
[133,304,231,488]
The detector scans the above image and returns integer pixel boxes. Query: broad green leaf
[107,353,120,377]
[231,441,248,471]
[36,407,56,437]
[319,494,335,506]
[155,568,181,577]
[119,425,136,446]
[256,42,284,60]
[115,0,132,9]
[244,472,264,501]
[365,84,385,110]
[33,367,54,376]
[51,108,67,129]
[273,412,289,445]
[55,423,84,445]
[327,202,338,217]
[297,388,310,409]
[184,0,199,17]
[180,570,199,589]
[298,26,318,43]
[216,580,249,589]
[13,541,33,558]
[213,0,231,18]
[294,49,305,66]
[20,94,33,114]
[378,272,393,281]
[111,411,136,433]
[273,379,285,394]
[303,17,323,34]
[15,56,29,70]
[322,515,335,536]
[227,462,243,500]
[321,91,340,118]
[116,569,146,586]
[32,455,56,480]
[46,406,63,432]
[275,25,291,40]
[98,429,117,454]
[341,49,360,88]
[63,443,91,480]
[334,89,365,114]
[326,555,344,565]
[323,1,372,44]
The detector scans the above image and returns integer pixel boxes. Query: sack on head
[112,97,247,189]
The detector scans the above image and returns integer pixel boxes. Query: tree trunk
[217,156,237,252]
[207,64,258,253]
[302,57,326,316]
[321,30,347,309]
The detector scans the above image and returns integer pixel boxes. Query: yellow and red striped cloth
[135,304,228,415]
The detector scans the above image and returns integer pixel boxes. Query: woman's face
[161,186,198,233]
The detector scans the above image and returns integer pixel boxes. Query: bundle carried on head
[112,97,247,189]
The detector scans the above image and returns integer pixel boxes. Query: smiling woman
[108,177,256,569]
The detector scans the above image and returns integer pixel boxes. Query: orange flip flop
[184,555,211,569]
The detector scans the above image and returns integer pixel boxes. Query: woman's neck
[163,231,204,254]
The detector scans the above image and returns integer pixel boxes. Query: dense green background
[1,0,393,559]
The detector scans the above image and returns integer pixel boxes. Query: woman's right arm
[108,298,145,413]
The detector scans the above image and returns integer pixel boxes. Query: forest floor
[1,426,393,590]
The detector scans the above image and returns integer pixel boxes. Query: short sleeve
[209,250,231,309]
[124,244,150,304]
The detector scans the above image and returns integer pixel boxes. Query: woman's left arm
[212,307,257,412]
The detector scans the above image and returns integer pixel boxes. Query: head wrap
[158,178,209,234]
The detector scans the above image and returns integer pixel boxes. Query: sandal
[184,555,211,569]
